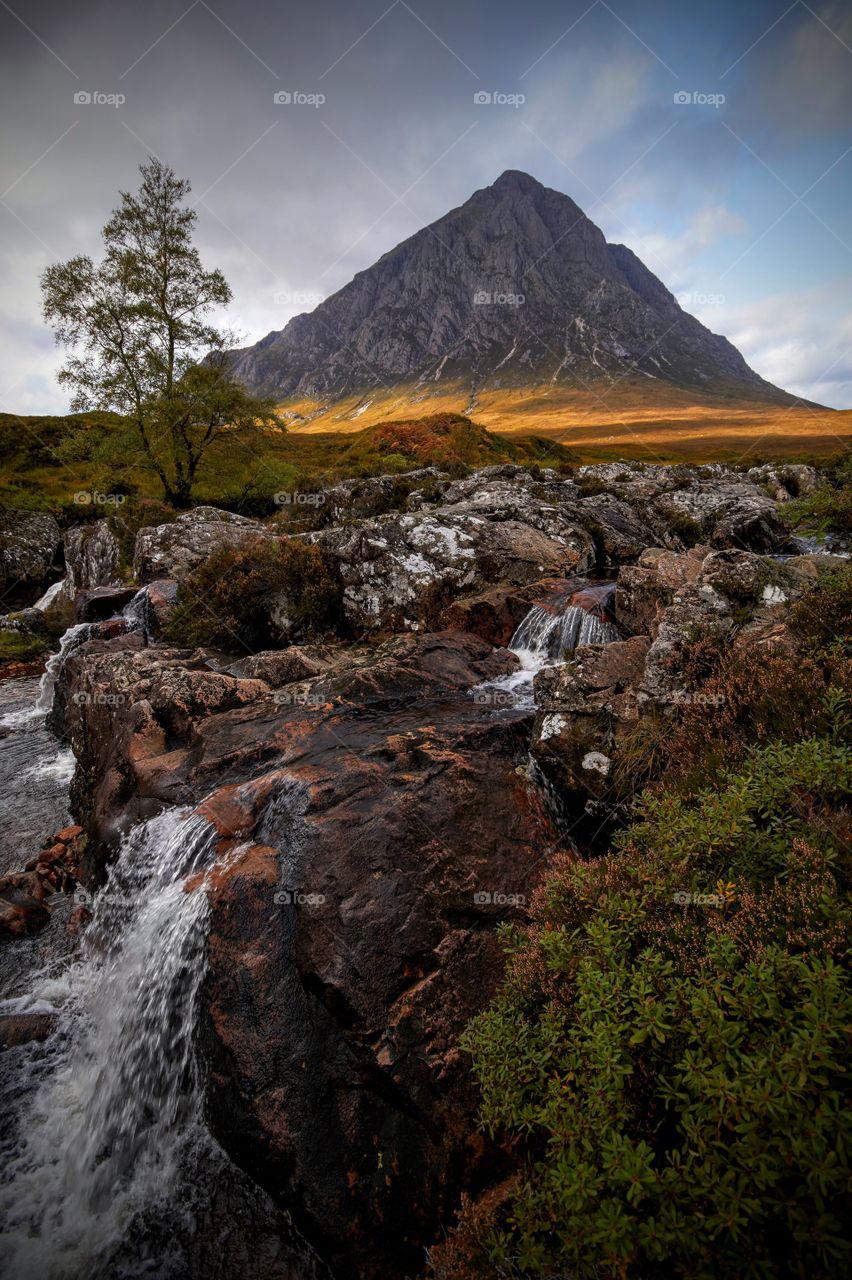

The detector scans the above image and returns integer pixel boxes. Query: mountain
[229,170,798,413]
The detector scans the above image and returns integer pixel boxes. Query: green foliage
[789,563,852,655]
[164,535,344,651]
[40,158,276,506]
[460,735,852,1277]
[666,508,703,548]
[784,451,852,540]
[0,628,52,664]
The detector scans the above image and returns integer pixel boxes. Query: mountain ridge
[229,170,805,411]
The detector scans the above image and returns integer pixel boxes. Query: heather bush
[458,737,852,1278]
[165,535,344,651]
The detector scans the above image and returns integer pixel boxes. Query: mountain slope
[229,170,799,409]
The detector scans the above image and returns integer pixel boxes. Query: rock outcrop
[0,507,62,606]
[134,507,273,582]
[40,459,830,1279]
[53,625,556,1277]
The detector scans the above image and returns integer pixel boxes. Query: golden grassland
[2,387,850,515]
[277,379,852,464]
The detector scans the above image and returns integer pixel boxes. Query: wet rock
[66,904,92,935]
[0,508,62,607]
[0,871,50,936]
[200,694,556,1279]
[224,645,341,687]
[531,636,650,802]
[441,577,581,646]
[134,507,273,583]
[144,578,180,634]
[55,625,556,1276]
[0,1012,56,1049]
[63,520,121,594]
[74,586,139,622]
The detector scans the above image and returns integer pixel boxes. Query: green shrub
[164,535,344,651]
[458,736,852,1278]
[0,628,52,664]
[666,509,703,547]
[784,451,852,540]
[789,563,852,655]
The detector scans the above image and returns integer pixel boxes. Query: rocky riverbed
[0,458,844,1278]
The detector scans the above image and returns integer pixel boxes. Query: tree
[42,158,277,506]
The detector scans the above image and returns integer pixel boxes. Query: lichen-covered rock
[746,462,822,502]
[0,508,62,606]
[531,635,650,801]
[63,520,121,594]
[311,484,596,628]
[133,507,273,582]
[615,545,709,637]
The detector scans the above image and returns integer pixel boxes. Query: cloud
[730,2,852,139]
[607,204,749,292]
[715,279,852,407]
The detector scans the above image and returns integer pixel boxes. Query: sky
[1,0,850,412]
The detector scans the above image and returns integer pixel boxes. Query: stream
[0,626,325,1280]
[0,583,619,1279]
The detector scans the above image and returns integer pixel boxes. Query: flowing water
[0,616,324,1280]
[0,811,217,1278]
[472,585,620,710]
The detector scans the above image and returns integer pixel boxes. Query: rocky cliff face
[39,459,831,1279]
[228,170,792,405]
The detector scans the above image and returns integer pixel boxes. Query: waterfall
[34,623,96,715]
[472,588,619,710]
[0,808,220,1279]
[510,601,619,665]
[121,586,149,636]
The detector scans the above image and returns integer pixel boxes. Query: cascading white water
[34,623,95,715]
[473,594,620,710]
[0,809,220,1279]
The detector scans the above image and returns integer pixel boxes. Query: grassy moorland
[2,406,849,522]
[269,379,852,463]
[0,410,577,517]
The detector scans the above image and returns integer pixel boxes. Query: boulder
[63,520,121,594]
[614,545,709,637]
[531,635,650,802]
[74,586,139,622]
[55,626,556,1277]
[0,507,62,606]
[0,1013,56,1049]
[441,577,581,646]
[746,463,822,502]
[312,502,594,629]
[133,507,273,582]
